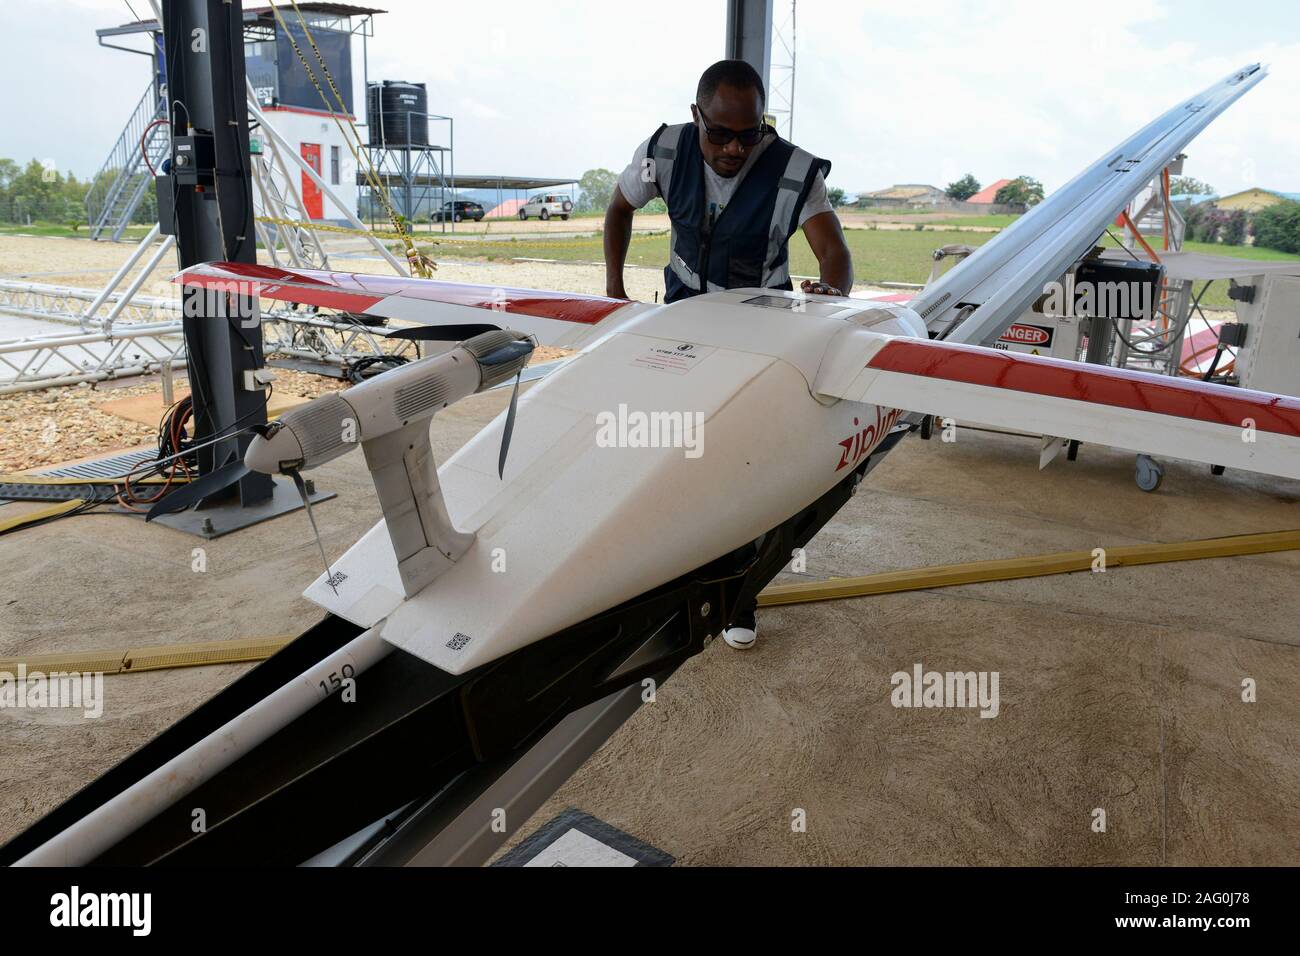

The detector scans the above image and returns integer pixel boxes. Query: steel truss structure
[0,87,413,393]
[0,280,419,394]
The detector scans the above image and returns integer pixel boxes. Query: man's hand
[800,278,843,297]
[801,211,854,298]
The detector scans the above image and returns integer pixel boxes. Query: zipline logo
[890,662,999,718]
[595,404,705,459]
[0,666,103,718]
[49,886,151,936]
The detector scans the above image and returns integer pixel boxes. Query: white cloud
[1,0,1295,199]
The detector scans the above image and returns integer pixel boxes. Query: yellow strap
[0,499,84,534]
[1,473,177,486]
[0,635,295,676]
[266,1,430,276]
[758,528,1300,606]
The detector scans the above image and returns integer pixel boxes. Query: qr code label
[446,632,472,652]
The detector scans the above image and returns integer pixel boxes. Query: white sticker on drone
[631,341,715,375]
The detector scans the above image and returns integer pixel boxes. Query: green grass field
[0,221,155,240]
[420,220,1300,311]
[8,211,1295,314]
[926,214,1022,229]
[422,226,1000,285]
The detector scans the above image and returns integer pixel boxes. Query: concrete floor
[1,388,1297,864]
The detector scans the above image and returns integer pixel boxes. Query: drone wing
[174,261,647,349]
[817,331,1300,481]
[913,64,1267,347]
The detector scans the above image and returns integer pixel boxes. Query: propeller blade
[498,371,522,479]
[145,460,250,521]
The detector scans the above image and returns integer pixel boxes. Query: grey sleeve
[797,171,834,228]
[616,136,658,209]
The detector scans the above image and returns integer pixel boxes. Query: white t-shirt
[616,129,832,229]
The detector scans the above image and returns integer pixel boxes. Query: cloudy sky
[3,0,1297,197]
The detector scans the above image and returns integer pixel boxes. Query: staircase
[1125,180,1185,251]
[85,84,169,241]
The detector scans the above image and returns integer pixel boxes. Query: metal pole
[161,0,273,506]
[81,222,163,328]
[788,0,796,141]
[100,234,176,328]
[725,0,774,92]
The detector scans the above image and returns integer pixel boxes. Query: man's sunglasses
[694,105,768,147]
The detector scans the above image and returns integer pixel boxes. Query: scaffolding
[360,111,455,232]
[768,0,797,140]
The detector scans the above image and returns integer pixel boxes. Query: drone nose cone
[245,426,304,474]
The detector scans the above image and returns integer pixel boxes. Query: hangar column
[725,0,774,92]
[159,0,274,512]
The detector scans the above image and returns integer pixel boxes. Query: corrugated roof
[966,179,1011,204]
[101,3,385,34]
[244,3,386,17]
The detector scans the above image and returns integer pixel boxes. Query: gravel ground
[0,368,351,474]
[0,234,590,472]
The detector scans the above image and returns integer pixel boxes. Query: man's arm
[800,210,853,296]
[603,186,637,299]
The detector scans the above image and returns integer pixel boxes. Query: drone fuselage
[305,289,926,674]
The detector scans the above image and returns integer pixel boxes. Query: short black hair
[696,59,766,107]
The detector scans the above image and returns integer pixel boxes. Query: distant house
[858,184,946,208]
[965,179,1012,205]
[1215,188,1300,213]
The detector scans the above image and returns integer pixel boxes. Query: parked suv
[518,194,573,221]
[433,200,485,222]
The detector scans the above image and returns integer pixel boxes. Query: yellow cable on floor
[3,529,1296,674]
[758,528,1300,606]
[0,635,295,676]
[0,499,85,534]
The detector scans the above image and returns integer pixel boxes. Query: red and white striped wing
[824,333,1300,481]
[173,261,643,348]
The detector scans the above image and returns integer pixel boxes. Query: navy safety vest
[645,122,831,303]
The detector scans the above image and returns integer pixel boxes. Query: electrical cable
[346,354,408,383]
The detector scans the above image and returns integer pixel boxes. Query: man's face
[692,83,765,178]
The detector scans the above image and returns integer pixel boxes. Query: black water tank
[367,81,429,147]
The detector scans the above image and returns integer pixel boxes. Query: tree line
[0,157,157,228]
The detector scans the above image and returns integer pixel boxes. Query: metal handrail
[84,82,166,238]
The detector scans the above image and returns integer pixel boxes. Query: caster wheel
[920,414,934,440]
[1210,464,1225,476]
[1135,454,1164,493]
[1067,439,1080,461]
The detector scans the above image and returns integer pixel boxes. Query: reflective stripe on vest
[670,248,701,291]
[648,123,685,202]
[762,151,819,286]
